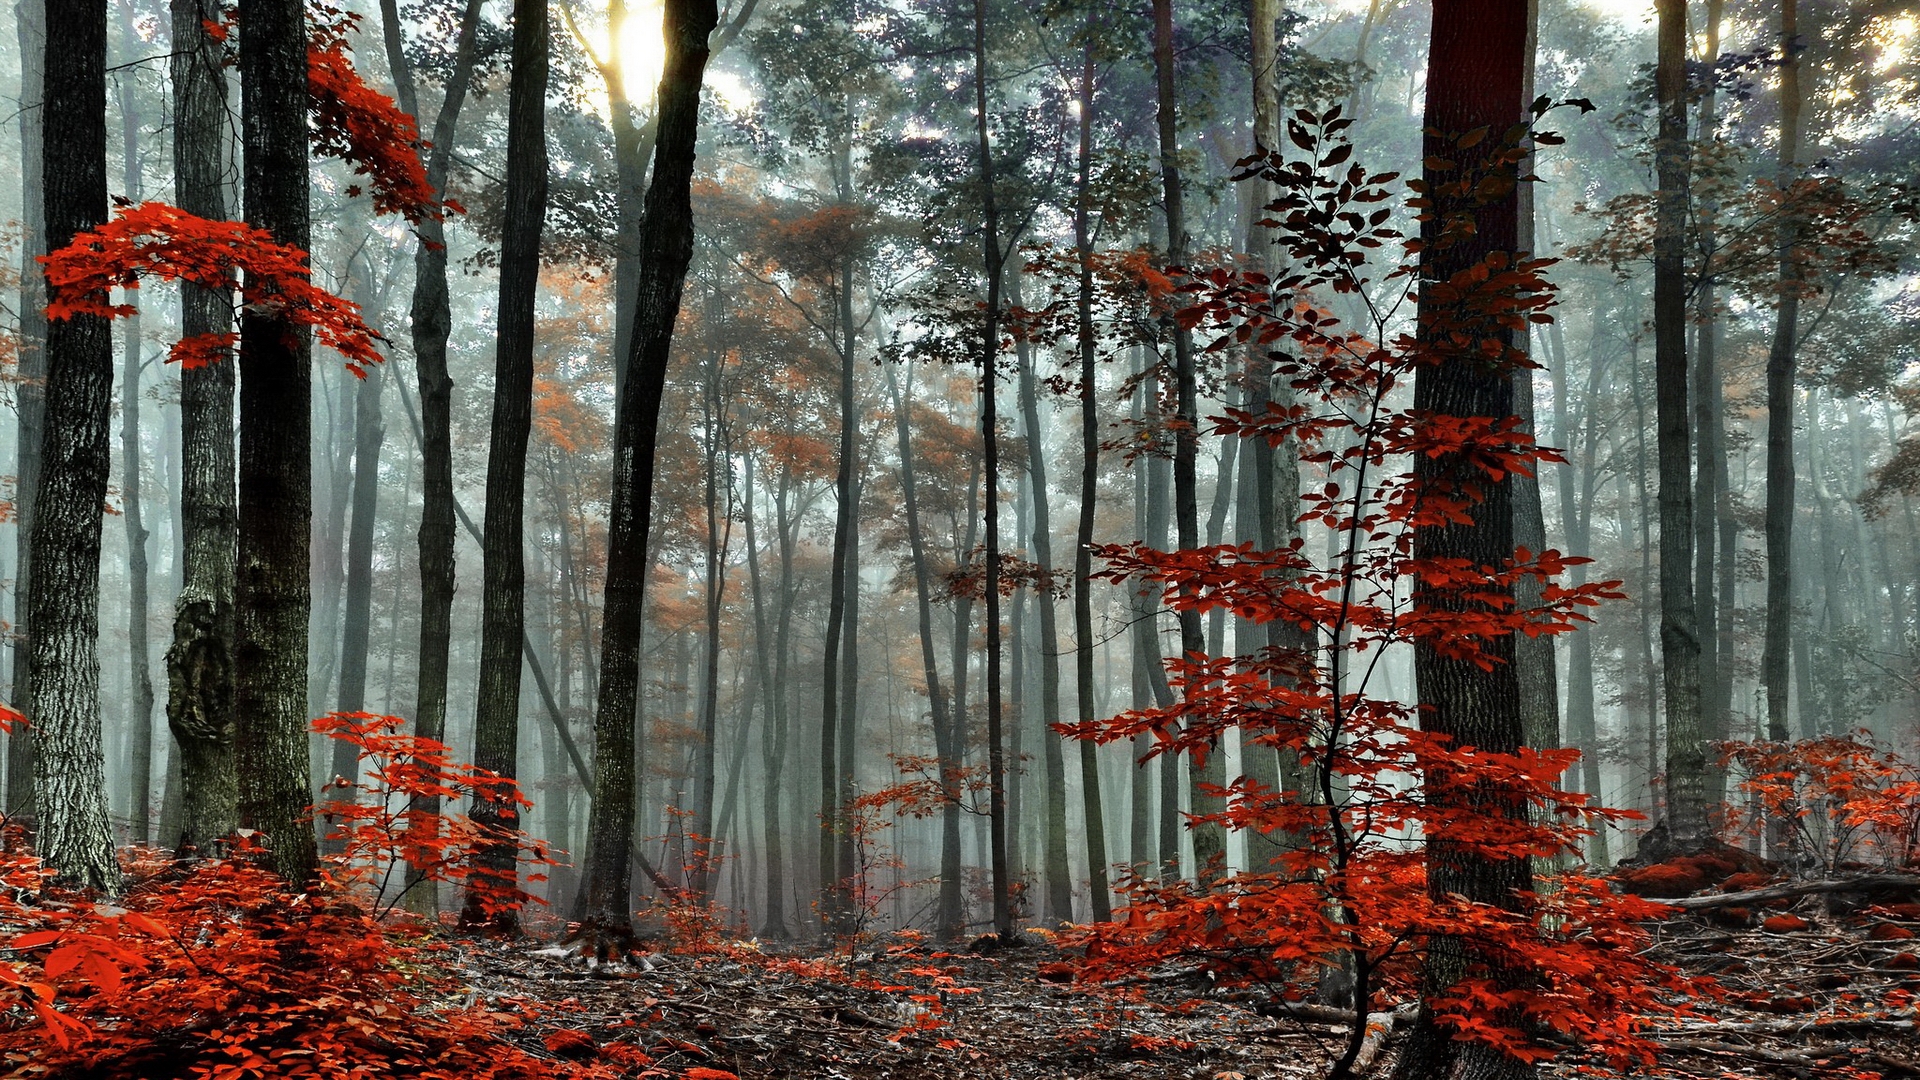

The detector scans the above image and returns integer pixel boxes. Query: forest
[0,0,1917,1076]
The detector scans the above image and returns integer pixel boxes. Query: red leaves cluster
[313,711,554,919]
[41,201,385,375]
[1721,733,1920,874]
[308,3,454,224]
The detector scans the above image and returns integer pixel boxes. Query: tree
[6,0,46,822]
[579,0,722,949]
[376,0,486,911]
[1762,0,1803,747]
[235,0,318,884]
[164,0,238,853]
[1150,0,1224,885]
[1392,2,1537,1075]
[28,0,117,891]
[465,0,549,933]
[1650,0,1708,851]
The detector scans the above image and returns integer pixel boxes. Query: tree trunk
[971,0,1012,939]
[1071,25,1111,920]
[29,0,117,890]
[164,0,237,854]
[1651,0,1707,850]
[379,0,485,897]
[1010,273,1071,924]
[1151,0,1223,887]
[334,274,386,726]
[691,358,730,899]
[1392,3,1535,1076]
[1692,0,1729,809]
[1762,0,1802,746]
[114,53,155,845]
[464,0,548,932]
[236,0,317,885]
[8,0,46,822]
[579,0,718,947]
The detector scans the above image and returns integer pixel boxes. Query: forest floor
[453,888,1920,1080]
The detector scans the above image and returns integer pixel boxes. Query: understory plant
[1059,106,1695,1076]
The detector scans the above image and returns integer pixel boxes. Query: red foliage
[307,4,452,223]
[1720,733,1920,874]
[1617,862,1711,899]
[313,711,555,919]
[1762,914,1812,933]
[1055,107,1692,1071]
[40,201,384,375]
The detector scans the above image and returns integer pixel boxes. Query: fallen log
[1659,873,1920,911]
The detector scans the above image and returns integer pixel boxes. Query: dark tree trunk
[164,0,237,854]
[884,363,966,937]
[114,52,155,845]
[1692,0,1729,807]
[1011,272,1071,924]
[1651,0,1707,849]
[236,0,317,885]
[464,0,548,932]
[379,0,485,893]
[691,359,730,899]
[333,307,385,724]
[579,0,719,947]
[1392,3,1535,1077]
[1151,0,1223,886]
[1762,0,1802,746]
[8,0,46,821]
[29,0,117,890]
[1071,27,1111,921]
[970,0,1012,939]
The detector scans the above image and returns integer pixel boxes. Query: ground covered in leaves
[447,878,1920,1080]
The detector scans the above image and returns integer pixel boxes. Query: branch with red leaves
[40,201,384,376]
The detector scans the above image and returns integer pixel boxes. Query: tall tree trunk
[165,0,237,852]
[8,0,46,821]
[1651,0,1707,851]
[1011,273,1071,924]
[1762,0,1802,746]
[1692,0,1729,810]
[1151,0,1223,885]
[1512,0,1559,762]
[115,50,155,845]
[333,271,386,736]
[970,0,1012,939]
[691,361,730,899]
[29,0,117,890]
[817,276,858,934]
[1552,305,1609,863]
[379,0,485,895]
[579,0,719,947]
[236,0,317,885]
[1392,3,1534,1077]
[465,0,548,931]
[746,456,793,937]
[1071,26,1111,921]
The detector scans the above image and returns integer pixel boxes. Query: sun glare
[615,0,668,105]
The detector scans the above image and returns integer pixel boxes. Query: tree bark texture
[164,0,238,853]
[28,0,118,891]
[1393,3,1535,1076]
[236,0,317,884]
